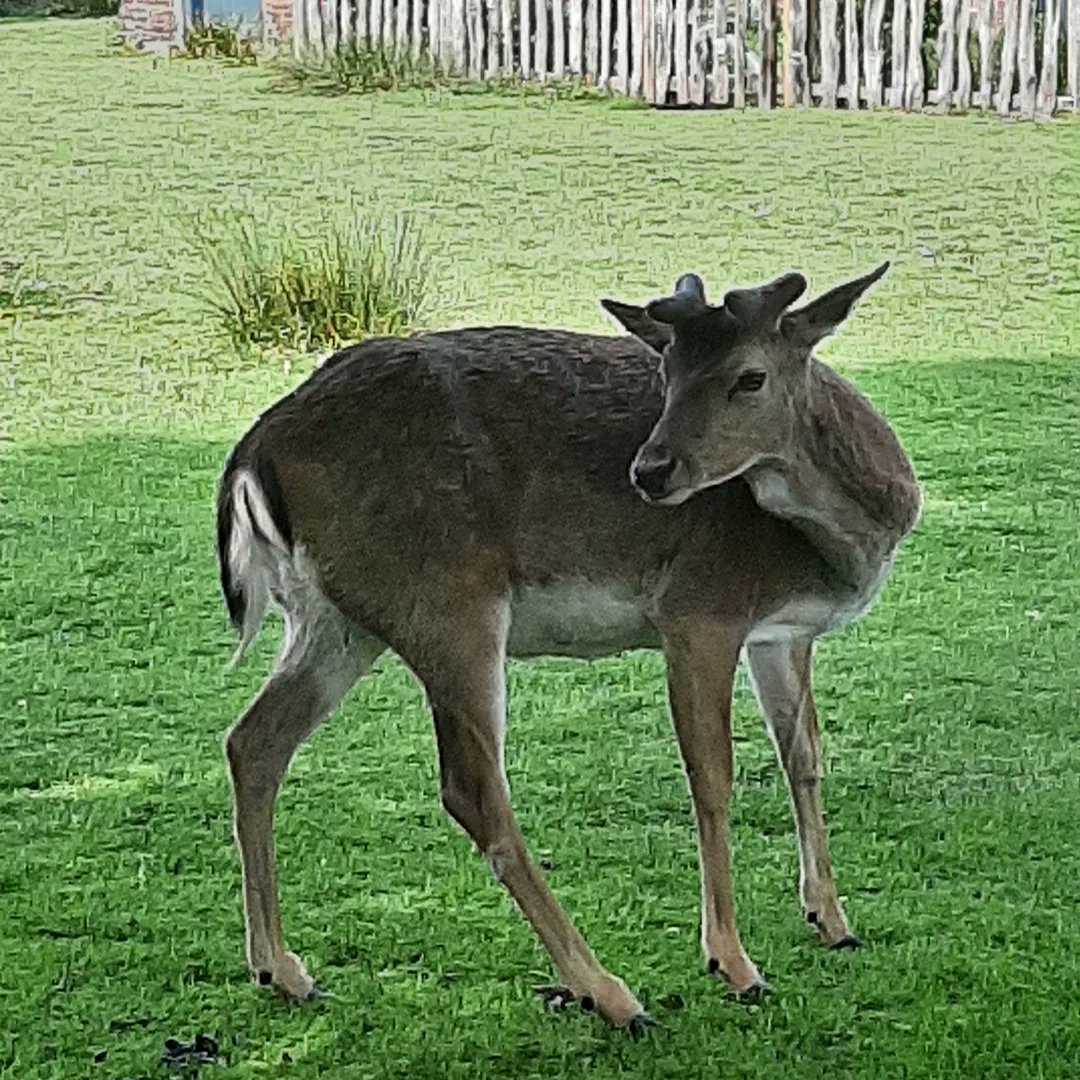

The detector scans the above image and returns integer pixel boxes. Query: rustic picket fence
[288,0,1080,116]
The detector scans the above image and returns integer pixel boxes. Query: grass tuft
[272,42,449,95]
[181,19,258,65]
[271,42,626,102]
[0,257,81,319]
[194,210,432,353]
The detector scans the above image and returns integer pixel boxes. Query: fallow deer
[217,263,921,1031]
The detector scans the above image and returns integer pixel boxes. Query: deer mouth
[630,451,694,504]
[636,484,696,507]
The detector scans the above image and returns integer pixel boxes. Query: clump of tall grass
[0,257,72,320]
[271,41,625,102]
[272,42,448,95]
[196,211,431,353]
[182,19,258,65]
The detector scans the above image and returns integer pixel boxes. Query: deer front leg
[746,638,859,949]
[662,620,768,998]
[420,606,652,1031]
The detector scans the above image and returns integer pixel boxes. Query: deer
[216,262,921,1032]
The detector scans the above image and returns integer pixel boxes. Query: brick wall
[263,0,292,43]
[119,0,183,50]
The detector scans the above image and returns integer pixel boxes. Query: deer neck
[745,360,922,590]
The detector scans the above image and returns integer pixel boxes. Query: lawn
[1,17,1079,1080]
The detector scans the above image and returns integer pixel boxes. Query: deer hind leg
[225,599,385,1000]
[746,638,858,949]
[662,620,768,998]
[416,599,649,1029]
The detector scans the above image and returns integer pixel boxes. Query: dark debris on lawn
[162,1034,222,1072]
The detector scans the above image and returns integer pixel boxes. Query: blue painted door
[189,0,262,21]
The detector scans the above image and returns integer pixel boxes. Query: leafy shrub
[195,211,432,353]
[182,19,257,64]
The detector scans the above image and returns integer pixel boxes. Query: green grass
[1,17,1079,1080]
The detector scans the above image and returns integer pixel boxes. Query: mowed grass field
[2,18,1079,1079]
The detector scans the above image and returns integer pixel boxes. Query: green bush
[195,210,432,354]
[183,19,257,64]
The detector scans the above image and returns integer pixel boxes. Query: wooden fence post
[904,0,925,109]
[292,0,307,54]
[630,0,644,95]
[306,0,323,58]
[552,0,565,75]
[569,0,583,72]
[844,0,859,107]
[356,0,368,46]
[616,0,628,90]
[467,0,484,75]
[536,0,549,77]
[520,0,532,75]
[486,0,496,71]
[370,0,383,51]
[733,0,747,106]
[937,0,957,108]
[653,0,672,102]
[600,0,613,86]
[500,0,512,70]
[956,0,972,108]
[819,0,840,106]
[675,0,689,100]
[889,0,907,106]
[997,0,1019,114]
[782,0,807,104]
[1070,0,1080,111]
[975,0,991,106]
[451,0,466,67]
[760,0,775,107]
[711,0,729,104]
[1016,0,1036,117]
[781,0,792,102]
[1036,0,1061,115]
[587,0,600,80]
[339,0,353,46]
[323,0,338,55]
[863,0,886,106]
[688,0,706,102]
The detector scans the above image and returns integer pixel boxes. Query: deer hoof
[265,951,317,1003]
[830,933,863,951]
[733,978,772,1005]
[534,984,575,1012]
[627,1012,658,1038]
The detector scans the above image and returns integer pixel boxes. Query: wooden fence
[288,0,1080,116]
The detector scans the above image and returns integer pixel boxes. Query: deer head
[602,263,891,505]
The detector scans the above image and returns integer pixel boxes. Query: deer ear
[600,299,673,354]
[780,262,890,349]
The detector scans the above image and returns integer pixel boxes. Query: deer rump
[217,326,863,670]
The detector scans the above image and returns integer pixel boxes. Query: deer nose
[632,452,677,500]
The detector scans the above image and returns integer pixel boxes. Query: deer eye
[729,370,767,399]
